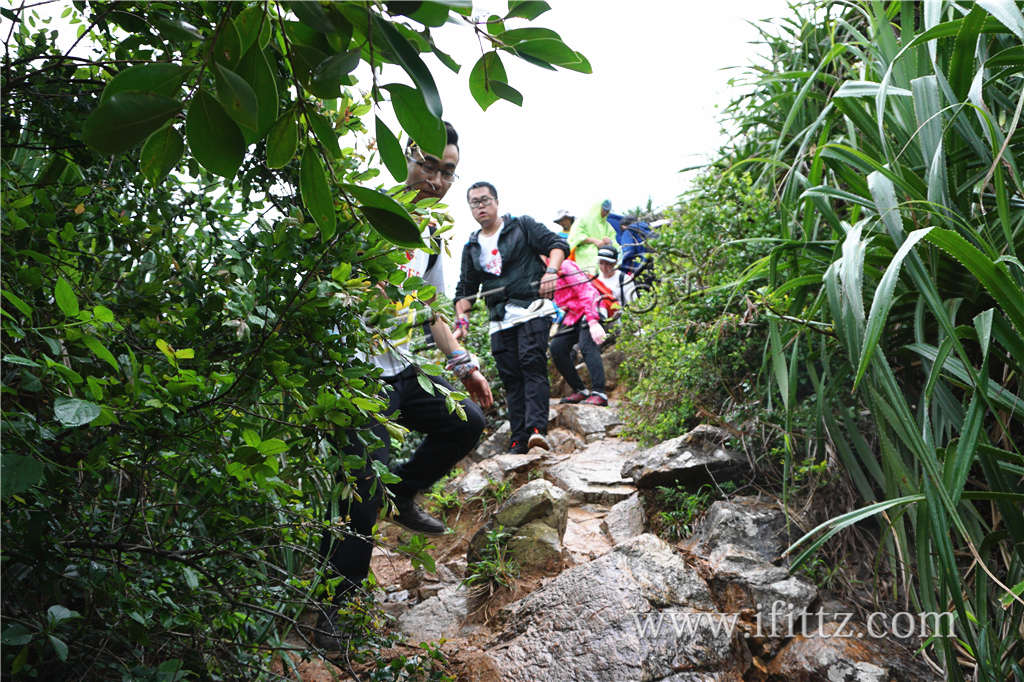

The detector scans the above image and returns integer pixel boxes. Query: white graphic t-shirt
[477,221,503,275]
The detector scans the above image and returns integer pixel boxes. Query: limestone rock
[563,505,614,563]
[470,422,510,462]
[766,620,942,681]
[482,534,749,681]
[468,480,569,571]
[396,584,468,641]
[546,439,636,503]
[555,403,624,443]
[449,453,545,498]
[621,427,745,488]
[603,493,646,544]
[690,497,789,562]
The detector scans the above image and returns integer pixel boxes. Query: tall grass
[721,2,1023,678]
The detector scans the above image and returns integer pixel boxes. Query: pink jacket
[554,259,601,327]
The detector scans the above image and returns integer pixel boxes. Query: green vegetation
[621,3,1024,679]
[463,525,519,592]
[0,1,586,678]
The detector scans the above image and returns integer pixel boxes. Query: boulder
[449,453,545,498]
[470,421,510,462]
[765,620,942,681]
[555,403,624,443]
[482,534,749,681]
[396,583,469,641]
[563,505,614,563]
[546,439,636,503]
[690,497,789,562]
[603,493,646,544]
[621,427,745,488]
[468,480,569,571]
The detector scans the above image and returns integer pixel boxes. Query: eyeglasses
[406,145,457,182]
[468,197,494,208]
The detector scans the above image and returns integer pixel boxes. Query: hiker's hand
[600,237,613,246]
[461,370,493,409]
[539,272,558,298]
[453,316,469,341]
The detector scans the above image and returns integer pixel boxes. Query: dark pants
[550,319,606,394]
[490,316,552,444]
[319,366,485,594]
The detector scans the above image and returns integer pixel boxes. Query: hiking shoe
[583,393,608,406]
[527,429,550,451]
[560,390,589,404]
[392,496,445,535]
[509,440,528,454]
[314,605,349,651]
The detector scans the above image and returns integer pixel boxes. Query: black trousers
[319,366,485,594]
[550,318,606,393]
[490,316,552,444]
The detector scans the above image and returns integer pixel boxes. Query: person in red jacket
[549,258,609,406]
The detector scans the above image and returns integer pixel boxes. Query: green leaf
[3,354,40,367]
[186,90,246,178]
[236,47,279,141]
[266,112,297,168]
[416,372,436,395]
[308,111,341,159]
[385,83,445,157]
[1,624,33,646]
[375,16,443,118]
[514,38,583,68]
[48,635,68,662]
[151,16,203,42]
[468,52,507,111]
[1,290,32,318]
[1,453,44,498]
[82,92,182,155]
[54,397,102,427]
[234,5,266,53]
[140,125,184,185]
[100,63,188,104]
[300,146,336,239]
[212,17,243,68]
[505,1,551,20]
[54,276,79,316]
[82,335,120,373]
[214,63,259,132]
[308,49,360,98]
[291,0,334,32]
[375,117,407,183]
[490,79,523,106]
[340,182,422,248]
[497,27,561,43]
[47,605,80,624]
[257,438,288,455]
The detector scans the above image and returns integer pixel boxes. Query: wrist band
[455,317,469,330]
[446,351,479,380]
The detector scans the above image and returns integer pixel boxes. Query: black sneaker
[315,605,349,650]
[392,496,445,535]
[528,428,550,451]
[509,439,528,454]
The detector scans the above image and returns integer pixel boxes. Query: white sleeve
[622,276,636,304]
[424,252,445,292]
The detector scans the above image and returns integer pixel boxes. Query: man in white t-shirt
[318,123,492,646]
[453,181,569,453]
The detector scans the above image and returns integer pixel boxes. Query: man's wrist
[544,266,557,274]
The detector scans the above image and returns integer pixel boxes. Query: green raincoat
[567,201,616,273]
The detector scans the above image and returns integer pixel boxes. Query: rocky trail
[285,354,939,682]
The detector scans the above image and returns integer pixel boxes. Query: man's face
[406,143,459,203]
[600,208,610,219]
[555,216,573,231]
[599,260,616,278]
[468,186,498,227]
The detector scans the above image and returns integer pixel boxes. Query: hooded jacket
[455,214,569,322]
[568,201,617,273]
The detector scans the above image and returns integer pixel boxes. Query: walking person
[317,123,493,648]
[549,258,609,406]
[453,182,569,453]
[568,199,616,274]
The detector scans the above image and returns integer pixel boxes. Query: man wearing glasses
[453,182,569,453]
[318,122,493,647]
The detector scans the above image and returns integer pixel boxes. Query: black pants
[550,318,606,394]
[490,316,552,444]
[319,366,485,594]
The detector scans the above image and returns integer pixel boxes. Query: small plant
[463,525,519,592]
[474,477,512,513]
[654,484,714,541]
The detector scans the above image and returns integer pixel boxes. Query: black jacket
[454,214,570,321]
